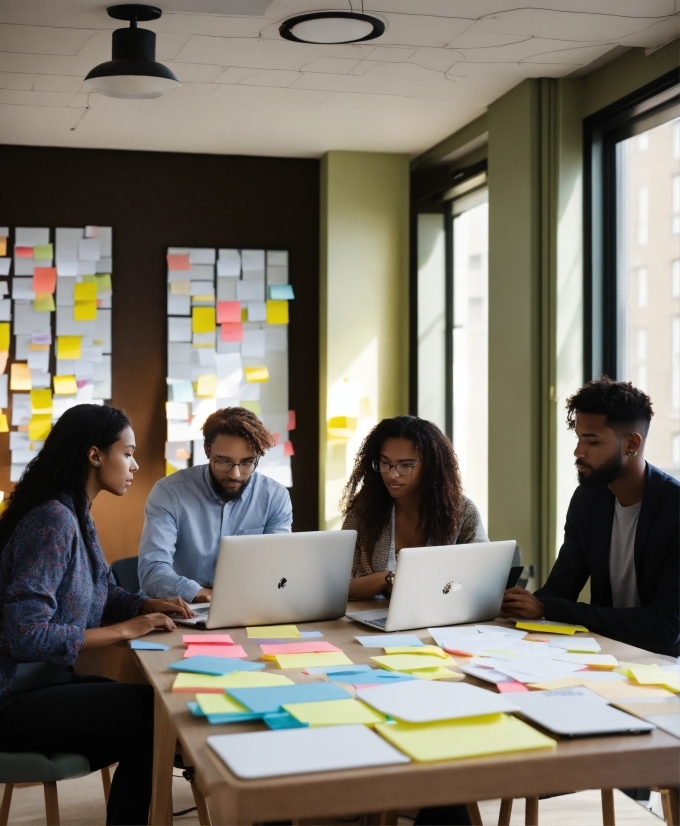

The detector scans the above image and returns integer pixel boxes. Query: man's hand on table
[500,586,544,619]
[193,588,212,603]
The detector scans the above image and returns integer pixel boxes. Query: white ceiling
[0,0,678,158]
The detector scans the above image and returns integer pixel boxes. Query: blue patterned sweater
[0,495,146,697]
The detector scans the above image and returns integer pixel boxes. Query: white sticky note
[236,280,265,303]
[78,238,100,261]
[0,259,10,276]
[168,343,192,364]
[56,276,76,306]
[16,228,49,247]
[14,304,51,335]
[241,249,265,277]
[0,299,11,321]
[190,281,215,297]
[246,302,266,322]
[241,329,266,358]
[98,227,112,258]
[12,278,35,300]
[189,248,216,265]
[218,249,241,274]
[169,317,192,343]
[168,293,191,315]
[0,374,7,408]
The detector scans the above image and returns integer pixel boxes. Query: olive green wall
[320,151,410,530]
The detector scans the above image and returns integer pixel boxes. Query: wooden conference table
[130,603,680,826]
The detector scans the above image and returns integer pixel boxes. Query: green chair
[0,751,111,826]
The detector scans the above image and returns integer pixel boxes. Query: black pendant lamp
[84,4,180,99]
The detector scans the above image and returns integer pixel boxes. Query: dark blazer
[534,463,679,657]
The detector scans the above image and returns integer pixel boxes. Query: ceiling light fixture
[279,11,385,44]
[83,4,180,99]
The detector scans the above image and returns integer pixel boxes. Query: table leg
[498,799,513,826]
[667,787,679,826]
[601,789,615,825]
[525,796,539,826]
[149,693,176,826]
[466,802,482,825]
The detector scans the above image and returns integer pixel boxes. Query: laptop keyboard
[364,617,387,628]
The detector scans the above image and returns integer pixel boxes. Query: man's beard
[210,471,251,502]
[577,452,623,488]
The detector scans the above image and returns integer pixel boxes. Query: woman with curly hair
[342,415,488,601]
[0,404,194,825]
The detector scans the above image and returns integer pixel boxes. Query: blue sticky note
[332,669,416,687]
[269,284,295,300]
[305,664,373,675]
[299,631,323,638]
[171,380,194,403]
[263,711,308,730]
[130,640,169,651]
[226,682,350,714]
[187,702,204,717]
[169,656,265,676]
[355,634,425,648]
[207,712,263,725]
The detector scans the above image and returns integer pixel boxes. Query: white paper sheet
[236,280,265,303]
[189,248,216,265]
[168,293,191,315]
[12,278,35,301]
[217,278,237,301]
[16,228,49,247]
[0,259,10,276]
[241,329,266,358]
[0,374,7,408]
[0,299,11,321]
[169,317,192,343]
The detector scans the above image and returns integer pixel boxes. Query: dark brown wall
[0,145,320,562]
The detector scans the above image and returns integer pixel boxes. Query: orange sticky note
[183,645,247,659]
[15,247,33,258]
[220,322,243,342]
[167,254,191,270]
[287,410,296,431]
[183,635,234,645]
[284,440,294,457]
[10,363,31,391]
[0,237,6,256]
[32,267,57,294]
[217,301,241,324]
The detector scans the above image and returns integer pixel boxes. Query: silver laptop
[177,530,357,629]
[346,540,515,632]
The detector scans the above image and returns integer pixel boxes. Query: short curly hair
[566,376,654,436]
[202,407,275,456]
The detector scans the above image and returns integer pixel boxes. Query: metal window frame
[583,69,680,381]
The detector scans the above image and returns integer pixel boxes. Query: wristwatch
[385,570,395,586]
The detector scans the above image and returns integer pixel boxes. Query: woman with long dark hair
[0,404,193,825]
[342,415,488,601]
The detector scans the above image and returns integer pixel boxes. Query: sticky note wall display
[166,248,294,488]
[0,226,113,484]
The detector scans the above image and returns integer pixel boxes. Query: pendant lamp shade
[84,5,180,99]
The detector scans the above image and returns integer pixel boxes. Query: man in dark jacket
[502,377,679,657]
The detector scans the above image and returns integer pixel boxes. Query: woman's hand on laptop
[500,586,544,619]
[193,588,212,603]
[140,596,196,619]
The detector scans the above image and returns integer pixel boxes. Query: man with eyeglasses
[138,407,292,601]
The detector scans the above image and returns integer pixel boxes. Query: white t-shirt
[609,499,642,609]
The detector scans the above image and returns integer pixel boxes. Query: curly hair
[202,406,275,455]
[566,376,654,436]
[340,415,464,552]
[0,404,130,554]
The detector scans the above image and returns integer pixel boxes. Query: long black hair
[341,415,464,553]
[0,404,131,553]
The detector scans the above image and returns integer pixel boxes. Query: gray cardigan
[343,496,489,578]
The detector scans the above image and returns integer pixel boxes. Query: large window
[415,167,489,524]
[585,71,680,480]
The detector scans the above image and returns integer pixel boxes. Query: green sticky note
[33,244,53,260]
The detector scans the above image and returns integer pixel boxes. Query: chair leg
[466,802,482,825]
[601,789,615,825]
[667,787,679,826]
[0,784,13,826]
[43,781,60,826]
[525,796,539,826]
[101,765,112,806]
[498,798,513,826]
[190,778,212,826]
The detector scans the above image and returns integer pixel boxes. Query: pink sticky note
[283,440,294,457]
[287,410,296,431]
[167,253,191,270]
[272,432,281,445]
[32,267,57,294]
[183,634,234,646]
[85,226,99,238]
[260,641,341,656]
[221,322,243,342]
[497,681,529,693]
[15,247,33,258]
[183,644,247,659]
[216,301,241,324]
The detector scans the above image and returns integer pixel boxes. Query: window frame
[583,68,680,381]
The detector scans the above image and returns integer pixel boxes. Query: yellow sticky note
[625,664,680,692]
[247,625,301,639]
[207,672,293,690]
[95,274,112,294]
[74,299,97,321]
[33,293,55,312]
[171,281,191,295]
[371,654,456,672]
[10,363,31,391]
[585,680,674,700]
[0,237,6,256]
[266,299,289,325]
[376,714,555,762]
[33,243,53,260]
[30,389,52,413]
[239,400,262,415]
[57,336,82,360]
[0,323,9,352]
[192,307,216,334]
[0,413,8,433]
[244,366,269,383]
[74,281,97,301]
[53,375,78,395]
[172,673,259,693]
[192,296,215,304]
[384,646,449,659]
[412,667,465,681]
[515,621,587,635]
[272,652,353,670]
[196,374,217,398]
[28,414,52,441]
[196,693,250,716]
[283,699,386,727]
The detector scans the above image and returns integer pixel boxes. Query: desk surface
[134,605,680,824]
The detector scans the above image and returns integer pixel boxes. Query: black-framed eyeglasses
[211,458,259,474]
[371,459,421,477]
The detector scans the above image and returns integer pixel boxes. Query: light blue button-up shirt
[137,465,292,600]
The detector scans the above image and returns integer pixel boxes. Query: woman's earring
[94,459,101,468]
